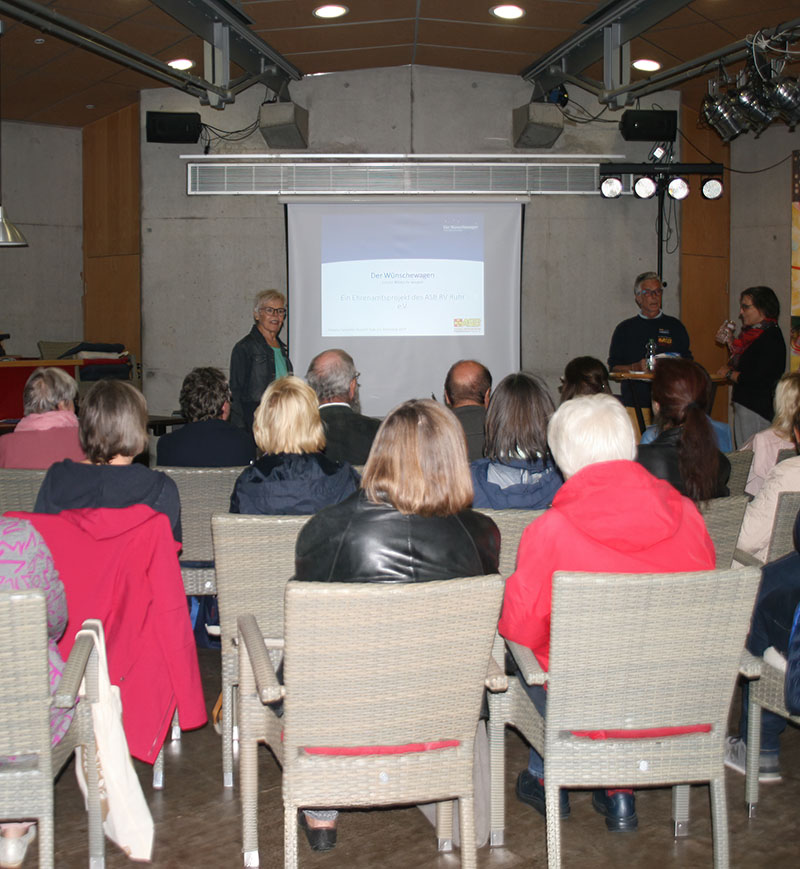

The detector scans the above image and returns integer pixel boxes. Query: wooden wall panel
[82,102,141,362]
[680,103,730,421]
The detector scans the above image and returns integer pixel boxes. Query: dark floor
[38,649,800,868]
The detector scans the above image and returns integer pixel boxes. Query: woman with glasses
[229,289,293,431]
[715,286,786,447]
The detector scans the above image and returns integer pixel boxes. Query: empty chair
[237,573,504,868]
[211,512,310,788]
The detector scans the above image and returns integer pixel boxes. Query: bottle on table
[646,338,657,372]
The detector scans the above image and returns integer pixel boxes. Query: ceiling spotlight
[768,76,800,126]
[701,93,748,142]
[632,59,660,72]
[313,4,349,18]
[735,85,775,133]
[490,5,525,20]
[633,176,657,199]
[666,177,689,200]
[701,177,724,200]
[600,176,623,198]
[168,58,195,71]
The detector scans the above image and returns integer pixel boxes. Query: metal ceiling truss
[0,0,301,110]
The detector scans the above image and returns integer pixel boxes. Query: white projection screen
[287,200,522,417]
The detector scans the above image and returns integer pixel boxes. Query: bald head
[306,349,358,404]
[444,360,492,408]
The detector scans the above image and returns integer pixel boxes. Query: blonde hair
[252,376,324,454]
[772,372,800,438]
[79,380,148,464]
[362,399,473,517]
[253,289,286,319]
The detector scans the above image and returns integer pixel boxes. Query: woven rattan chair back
[725,450,754,496]
[0,468,47,513]
[539,567,760,868]
[272,574,503,869]
[0,592,104,868]
[211,512,310,787]
[776,448,796,464]
[700,495,749,568]
[477,508,543,578]
[766,490,800,562]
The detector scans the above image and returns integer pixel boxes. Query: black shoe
[515,770,570,819]
[591,790,638,832]
[298,812,338,852]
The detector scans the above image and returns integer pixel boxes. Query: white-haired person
[229,376,359,515]
[740,371,800,497]
[229,289,293,430]
[0,367,85,468]
[498,393,715,832]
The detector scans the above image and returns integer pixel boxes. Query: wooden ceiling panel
[418,20,574,54]
[282,45,414,74]
[713,11,800,41]
[646,7,706,32]
[105,17,193,56]
[244,1,418,29]
[645,21,733,62]
[0,21,72,84]
[690,0,800,21]
[414,44,536,76]
[263,21,417,54]
[26,80,141,127]
[419,0,599,29]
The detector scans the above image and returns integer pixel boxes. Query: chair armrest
[507,640,547,686]
[237,614,285,704]
[739,649,763,679]
[485,656,508,692]
[733,548,763,568]
[54,629,97,708]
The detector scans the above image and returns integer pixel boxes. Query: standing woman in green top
[229,289,293,431]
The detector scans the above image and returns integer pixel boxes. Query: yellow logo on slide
[454,318,481,328]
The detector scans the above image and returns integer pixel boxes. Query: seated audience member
[636,358,730,500]
[293,398,500,850]
[499,393,715,831]
[305,349,380,465]
[726,506,800,783]
[558,356,610,403]
[736,405,800,564]
[639,362,733,453]
[34,380,182,542]
[443,359,492,461]
[0,367,85,469]
[156,367,255,467]
[0,516,73,868]
[230,376,359,515]
[740,371,800,497]
[470,373,562,510]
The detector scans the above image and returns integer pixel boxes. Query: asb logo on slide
[454,318,482,333]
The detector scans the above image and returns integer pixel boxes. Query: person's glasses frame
[259,306,287,316]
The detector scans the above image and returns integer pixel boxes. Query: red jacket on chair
[8,504,207,762]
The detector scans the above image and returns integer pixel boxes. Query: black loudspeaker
[146,111,202,144]
[619,110,677,142]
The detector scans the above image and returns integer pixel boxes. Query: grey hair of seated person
[23,366,78,416]
[547,393,636,479]
[306,349,357,403]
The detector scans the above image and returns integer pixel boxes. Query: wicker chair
[699,495,749,568]
[0,591,103,868]
[0,468,47,513]
[726,450,754,496]
[160,466,245,596]
[489,567,760,867]
[744,655,800,817]
[237,574,505,869]
[477,508,544,578]
[776,447,796,464]
[211,513,311,788]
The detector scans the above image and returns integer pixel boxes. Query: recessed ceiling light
[313,4,349,18]
[85,104,95,110]
[168,58,195,71]
[490,5,525,20]
[632,58,661,72]
[34,37,45,45]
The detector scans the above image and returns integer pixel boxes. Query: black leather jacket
[229,325,292,430]
[294,490,500,583]
[636,426,730,499]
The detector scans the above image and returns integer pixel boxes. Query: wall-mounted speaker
[619,110,677,142]
[146,111,202,144]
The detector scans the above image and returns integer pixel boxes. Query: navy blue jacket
[470,455,562,510]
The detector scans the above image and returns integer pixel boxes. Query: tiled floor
[39,649,800,867]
